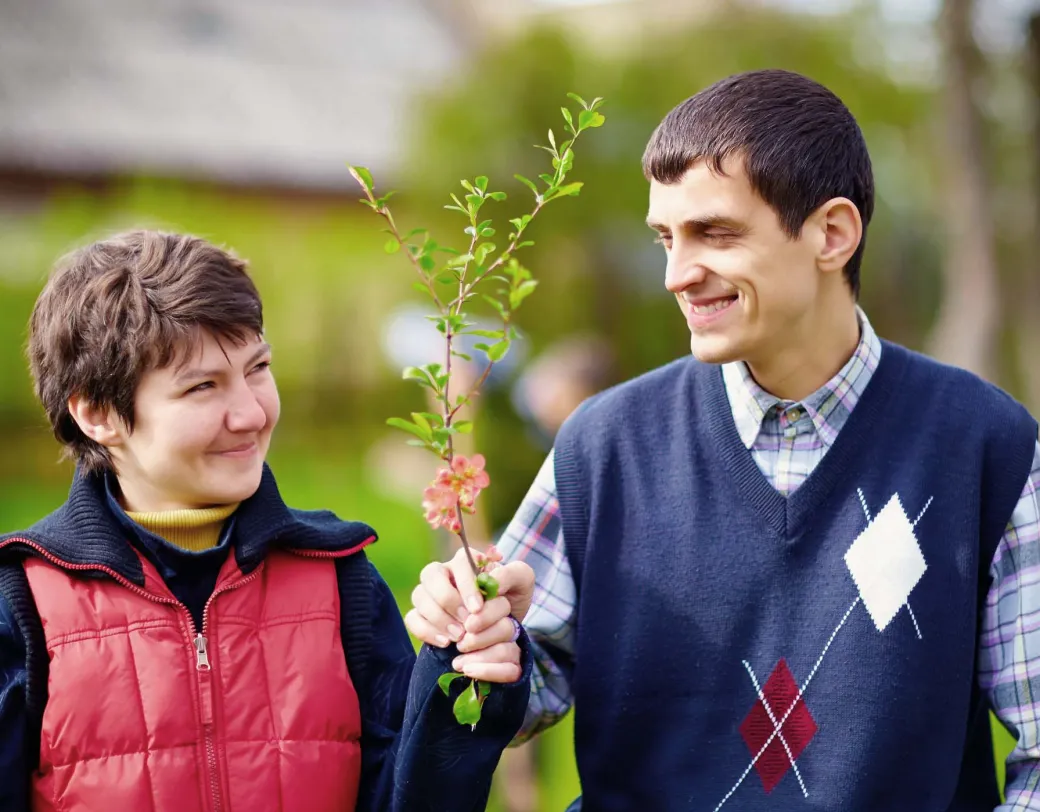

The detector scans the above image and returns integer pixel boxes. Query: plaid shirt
[497,312,1040,809]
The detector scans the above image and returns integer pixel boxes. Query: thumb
[489,561,535,621]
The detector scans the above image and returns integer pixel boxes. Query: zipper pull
[194,634,211,670]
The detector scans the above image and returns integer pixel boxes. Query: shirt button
[787,408,802,422]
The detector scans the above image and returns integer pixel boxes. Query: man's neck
[744,300,861,402]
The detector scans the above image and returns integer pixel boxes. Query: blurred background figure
[512,335,617,451]
[3,0,1040,805]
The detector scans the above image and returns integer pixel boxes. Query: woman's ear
[67,395,124,448]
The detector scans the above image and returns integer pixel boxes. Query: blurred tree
[927,0,1002,380]
[1017,13,1040,411]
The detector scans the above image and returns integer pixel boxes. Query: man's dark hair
[643,69,874,297]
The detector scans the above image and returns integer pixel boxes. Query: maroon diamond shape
[739,658,818,794]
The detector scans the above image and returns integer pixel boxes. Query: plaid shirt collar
[721,308,883,451]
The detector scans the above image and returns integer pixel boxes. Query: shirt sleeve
[495,449,579,742]
[979,440,1040,809]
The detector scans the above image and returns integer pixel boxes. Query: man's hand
[405,547,535,683]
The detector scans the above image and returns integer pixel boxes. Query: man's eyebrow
[646,214,746,233]
[174,342,272,384]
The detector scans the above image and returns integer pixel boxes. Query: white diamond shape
[844,493,928,632]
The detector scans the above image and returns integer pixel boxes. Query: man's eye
[186,382,214,394]
[252,361,272,374]
[654,235,672,248]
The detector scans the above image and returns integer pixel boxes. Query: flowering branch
[349,92,605,727]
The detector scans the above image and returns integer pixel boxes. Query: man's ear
[809,197,863,275]
[67,395,124,448]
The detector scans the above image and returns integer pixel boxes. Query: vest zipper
[193,566,263,812]
[0,537,261,812]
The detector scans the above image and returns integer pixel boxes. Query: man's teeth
[691,299,734,315]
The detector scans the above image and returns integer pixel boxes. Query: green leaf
[438,672,465,697]
[411,412,432,434]
[589,96,605,111]
[486,341,510,362]
[476,572,499,599]
[466,329,504,339]
[514,174,539,196]
[384,239,400,254]
[461,180,475,193]
[386,417,431,441]
[578,110,606,130]
[548,128,557,153]
[348,165,374,192]
[481,295,508,318]
[418,255,436,272]
[475,176,488,192]
[453,420,474,434]
[488,191,507,202]
[453,681,483,727]
[432,428,452,445]
[548,182,583,201]
[452,351,472,362]
[510,280,539,309]
[539,173,555,186]
[566,91,589,108]
[561,107,574,132]
[412,282,430,295]
[445,252,475,268]
[477,680,492,698]
[402,366,428,382]
[475,242,496,266]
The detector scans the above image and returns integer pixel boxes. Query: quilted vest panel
[24,547,362,812]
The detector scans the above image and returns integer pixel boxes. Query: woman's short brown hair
[28,230,264,474]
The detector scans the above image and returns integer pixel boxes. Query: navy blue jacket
[0,465,530,811]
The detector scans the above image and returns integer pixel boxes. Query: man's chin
[689,334,743,366]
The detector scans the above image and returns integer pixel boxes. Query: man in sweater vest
[0,230,536,811]
[405,70,1040,810]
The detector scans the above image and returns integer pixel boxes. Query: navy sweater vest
[554,342,1037,812]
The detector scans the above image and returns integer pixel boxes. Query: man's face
[110,331,279,511]
[647,157,822,367]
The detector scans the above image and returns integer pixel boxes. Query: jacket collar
[0,464,376,585]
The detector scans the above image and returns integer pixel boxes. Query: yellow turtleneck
[126,504,239,552]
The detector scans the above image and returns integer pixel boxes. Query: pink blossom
[421,453,491,533]
[422,482,462,533]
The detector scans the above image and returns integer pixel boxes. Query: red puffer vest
[23,543,363,812]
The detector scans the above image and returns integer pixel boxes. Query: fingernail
[435,634,451,647]
[466,597,482,613]
[448,623,464,641]
[452,657,464,671]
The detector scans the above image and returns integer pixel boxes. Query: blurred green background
[3,0,1040,807]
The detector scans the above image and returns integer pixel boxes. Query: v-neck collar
[698,340,907,539]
